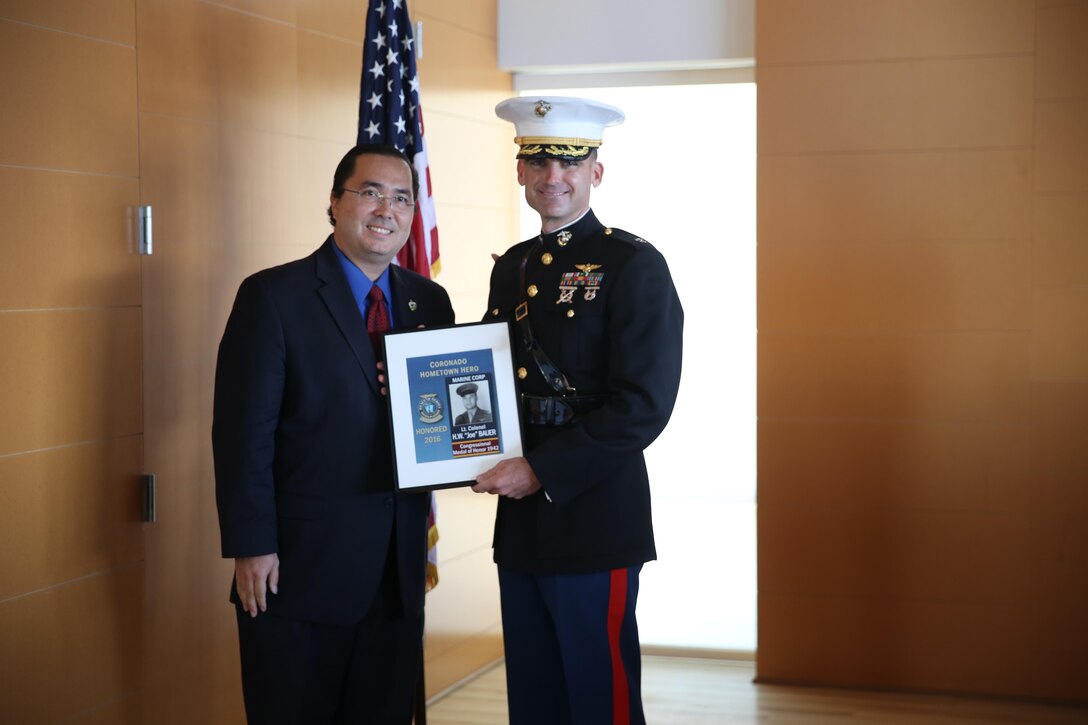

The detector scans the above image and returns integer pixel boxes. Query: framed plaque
[383,320,525,491]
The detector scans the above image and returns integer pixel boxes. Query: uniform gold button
[517,367,528,379]
[541,253,554,265]
[604,228,613,235]
[567,309,576,318]
[527,285,538,298]
[491,308,499,316]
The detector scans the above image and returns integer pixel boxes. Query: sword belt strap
[516,239,575,395]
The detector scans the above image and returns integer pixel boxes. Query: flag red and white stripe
[360,0,441,589]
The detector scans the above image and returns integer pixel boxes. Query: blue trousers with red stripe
[498,565,645,725]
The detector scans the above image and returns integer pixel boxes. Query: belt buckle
[515,302,528,321]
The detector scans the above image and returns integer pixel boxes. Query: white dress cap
[495,96,625,159]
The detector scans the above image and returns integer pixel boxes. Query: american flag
[359,0,441,593]
[358,0,441,278]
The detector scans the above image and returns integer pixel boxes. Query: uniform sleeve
[526,247,684,506]
[212,274,286,558]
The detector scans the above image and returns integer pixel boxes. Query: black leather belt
[523,394,605,426]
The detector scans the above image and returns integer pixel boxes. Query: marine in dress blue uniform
[473,97,684,725]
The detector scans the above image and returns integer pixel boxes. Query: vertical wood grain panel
[0,4,144,721]
[756,0,1088,703]
[0,20,137,174]
[756,0,1035,64]
[1035,193,1088,287]
[1036,2,1088,100]
[758,240,1031,332]
[0,568,143,725]
[1035,100,1088,193]
[0,167,140,310]
[757,151,1032,245]
[298,29,361,143]
[759,57,1034,153]
[0,437,143,602]
[0,309,142,455]
[0,0,135,46]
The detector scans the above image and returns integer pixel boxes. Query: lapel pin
[408,299,418,311]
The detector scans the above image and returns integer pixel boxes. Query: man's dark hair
[327,144,419,226]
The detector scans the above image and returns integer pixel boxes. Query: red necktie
[366,285,390,356]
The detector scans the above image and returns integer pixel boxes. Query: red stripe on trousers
[607,568,630,725]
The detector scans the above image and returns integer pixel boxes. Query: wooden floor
[426,656,1088,724]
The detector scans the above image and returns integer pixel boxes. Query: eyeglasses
[339,187,415,211]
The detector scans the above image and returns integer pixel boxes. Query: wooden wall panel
[756,0,1088,703]
[0,167,140,310]
[427,204,511,319]
[416,0,496,36]
[134,0,216,121]
[757,151,1032,245]
[415,8,511,118]
[0,0,134,48]
[423,547,504,695]
[1032,285,1088,379]
[297,0,365,41]
[756,0,1035,64]
[0,309,142,456]
[1030,5,1088,700]
[298,29,362,143]
[1036,2,1088,100]
[758,592,1081,700]
[0,4,143,722]
[759,333,1031,422]
[758,420,1032,513]
[1035,100,1088,193]
[759,57,1034,153]
[0,568,143,725]
[760,507,1036,602]
[0,437,142,601]
[759,240,1031,332]
[0,20,137,175]
[1035,193,1088,287]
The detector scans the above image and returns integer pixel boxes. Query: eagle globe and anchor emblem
[417,393,444,424]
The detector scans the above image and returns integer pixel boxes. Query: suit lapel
[390,265,423,330]
[314,236,382,397]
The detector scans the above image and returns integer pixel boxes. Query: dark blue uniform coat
[485,210,684,575]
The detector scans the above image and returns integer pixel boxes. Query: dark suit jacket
[485,210,683,575]
[213,236,455,625]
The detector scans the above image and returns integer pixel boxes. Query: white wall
[498,0,754,73]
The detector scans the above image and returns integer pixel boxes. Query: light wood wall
[0,1,144,722]
[756,0,1088,703]
[0,0,511,721]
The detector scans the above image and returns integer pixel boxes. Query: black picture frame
[383,320,525,491]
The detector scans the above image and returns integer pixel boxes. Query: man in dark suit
[213,144,454,724]
[472,97,684,725]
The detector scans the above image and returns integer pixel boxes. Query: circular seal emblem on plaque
[417,393,444,424]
